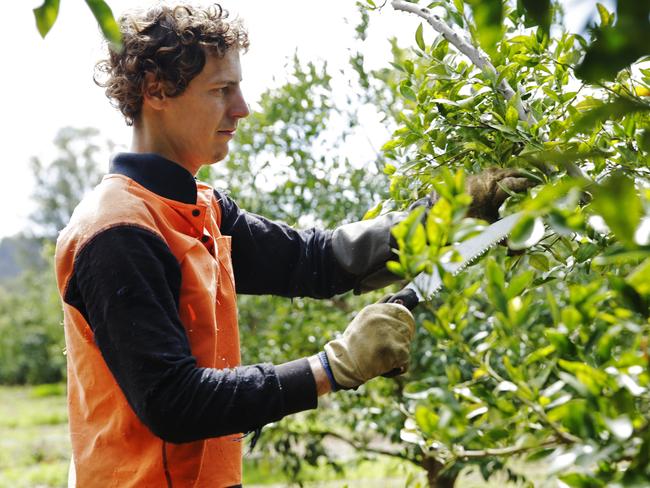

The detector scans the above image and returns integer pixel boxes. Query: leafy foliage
[30,127,110,239]
[378,0,650,484]
[0,244,65,385]
[32,0,122,48]
[0,127,107,385]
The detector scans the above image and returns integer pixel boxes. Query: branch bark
[454,438,561,459]
[391,0,529,122]
[391,0,586,179]
[308,428,415,463]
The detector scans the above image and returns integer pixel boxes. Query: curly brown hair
[94,3,249,125]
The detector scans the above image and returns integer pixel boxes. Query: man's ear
[142,72,167,111]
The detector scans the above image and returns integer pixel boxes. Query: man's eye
[212,87,227,95]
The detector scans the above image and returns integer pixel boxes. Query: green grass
[0,385,69,488]
[243,455,427,487]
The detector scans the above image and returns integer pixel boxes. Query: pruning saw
[388,212,523,310]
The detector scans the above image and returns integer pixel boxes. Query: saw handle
[382,287,419,378]
[386,287,419,311]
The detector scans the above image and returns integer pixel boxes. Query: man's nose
[231,91,250,120]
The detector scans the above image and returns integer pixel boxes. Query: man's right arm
[64,225,318,443]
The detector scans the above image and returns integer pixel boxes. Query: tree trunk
[421,456,457,488]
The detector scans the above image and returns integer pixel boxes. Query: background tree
[0,127,108,385]
[30,126,111,240]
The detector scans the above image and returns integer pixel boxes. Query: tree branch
[391,0,527,122]
[309,428,415,463]
[454,438,561,459]
[483,352,582,445]
[391,0,586,179]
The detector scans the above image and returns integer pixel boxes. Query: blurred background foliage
[3,0,650,486]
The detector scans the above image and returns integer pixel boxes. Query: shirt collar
[110,152,198,204]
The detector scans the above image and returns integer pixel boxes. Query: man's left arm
[215,190,400,298]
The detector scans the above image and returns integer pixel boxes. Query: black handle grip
[386,287,419,311]
[382,287,419,378]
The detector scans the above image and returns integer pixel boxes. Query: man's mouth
[217,129,236,136]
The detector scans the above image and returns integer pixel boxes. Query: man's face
[160,49,249,172]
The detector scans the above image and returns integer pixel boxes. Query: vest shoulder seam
[61,223,169,302]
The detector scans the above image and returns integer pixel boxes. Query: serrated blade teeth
[412,212,523,300]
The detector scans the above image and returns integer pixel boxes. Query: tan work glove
[324,303,416,390]
[465,168,535,222]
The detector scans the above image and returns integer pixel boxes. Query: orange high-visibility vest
[56,173,242,487]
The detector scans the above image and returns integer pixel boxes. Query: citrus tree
[370,0,650,485]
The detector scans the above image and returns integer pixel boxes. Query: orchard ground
[0,385,556,487]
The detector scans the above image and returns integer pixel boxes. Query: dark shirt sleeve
[214,190,356,298]
[63,225,317,444]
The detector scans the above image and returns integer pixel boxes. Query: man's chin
[212,145,229,163]
[201,149,228,166]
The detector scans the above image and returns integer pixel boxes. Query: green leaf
[399,84,417,102]
[596,3,613,27]
[466,0,503,55]
[626,258,650,296]
[86,0,122,48]
[486,258,507,314]
[638,129,650,152]
[575,242,599,263]
[506,270,535,299]
[415,405,438,436]
[386,260,405,277]
[502,356,523,382]
[523,344,555,365]
[529,253,550,272]
[486,258,505,290]
[381,139,401,152]
[509,215,545,250]
[363,201,383,220]
[559,473,605,488]
[415,24,425,51]
[505,105,519,128]
[590,172,642,246]
[571,98,650,136]
[33,0,61,38]
[558,359,610,394]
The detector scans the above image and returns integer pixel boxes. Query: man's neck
[130,123,200,176]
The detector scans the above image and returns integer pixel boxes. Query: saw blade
[406,212,523,300]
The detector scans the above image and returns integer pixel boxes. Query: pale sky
[0,1,600,239]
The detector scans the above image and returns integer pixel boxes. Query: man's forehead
[203,52,242,83]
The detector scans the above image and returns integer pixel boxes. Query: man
[55,4,530,487]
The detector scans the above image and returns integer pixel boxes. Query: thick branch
[391,0,586,179]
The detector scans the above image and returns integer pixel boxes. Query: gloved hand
[465,168,535,222]
[323,303,416,389]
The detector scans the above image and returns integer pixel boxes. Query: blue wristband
[318,351,340,392]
